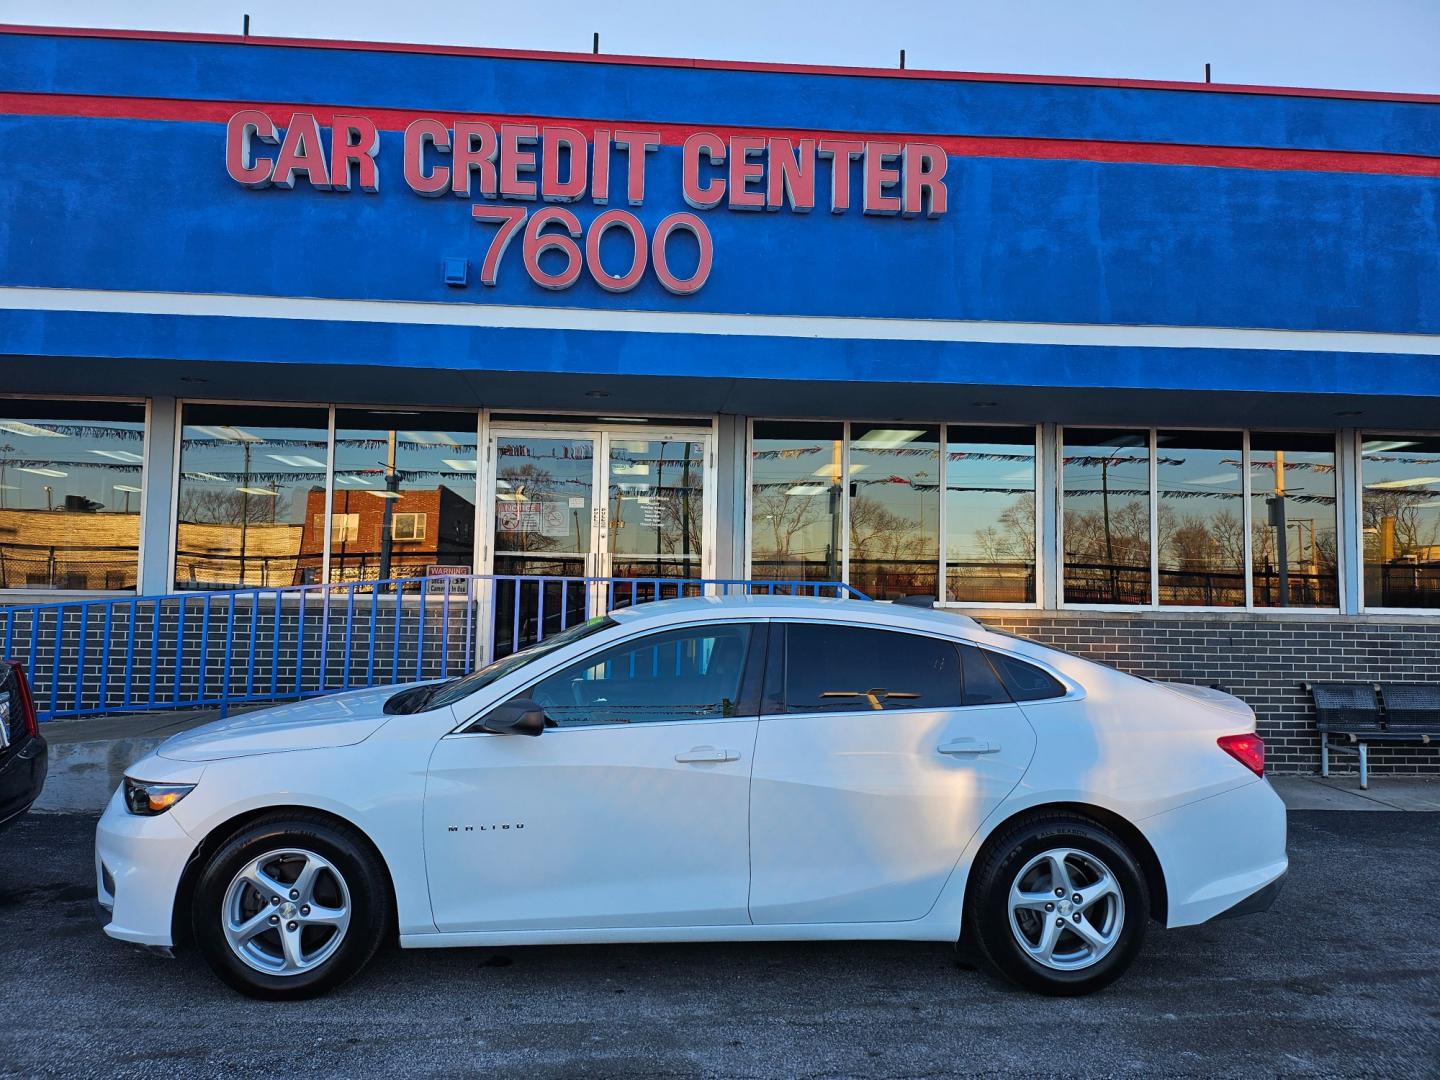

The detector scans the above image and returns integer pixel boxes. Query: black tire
[965,814,1149,996]
[191,812,392,1000]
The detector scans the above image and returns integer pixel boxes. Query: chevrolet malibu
[96,595,1287,999]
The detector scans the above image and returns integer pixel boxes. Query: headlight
[123,778,196,816]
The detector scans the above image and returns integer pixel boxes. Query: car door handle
[938,739,1001,756]
[674,747,740,764]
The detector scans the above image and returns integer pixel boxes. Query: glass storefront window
[328,410,478,583]
[1156,431,1244,607]
[175,405,329,589]
[1250,433,1338,607]
[945,426,1037,604]
[0,400,146,590]
[749,421,845,582]
[848,423,940,599]
[607,436,705,581]
[1062,429,1151,605]
[1362,434,1440,609]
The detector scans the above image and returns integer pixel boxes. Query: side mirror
[478,698,547,737]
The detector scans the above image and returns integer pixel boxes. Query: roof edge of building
[2,22,1437,105]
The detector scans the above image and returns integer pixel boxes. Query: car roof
[606,594,985,636]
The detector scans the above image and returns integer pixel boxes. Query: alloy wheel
[1007,847,1124,971]
[221,848,352,976]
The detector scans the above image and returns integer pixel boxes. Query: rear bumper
[1141,777,1289,928]
[1212,868,1286,921]
[0,733,47,828]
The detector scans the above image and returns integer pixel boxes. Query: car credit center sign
[225,112,950,295]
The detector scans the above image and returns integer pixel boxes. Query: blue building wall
[0,27,1437,400]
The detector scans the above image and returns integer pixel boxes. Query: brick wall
[978,611,1440,776]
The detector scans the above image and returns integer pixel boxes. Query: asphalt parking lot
[1,810,1436,1080]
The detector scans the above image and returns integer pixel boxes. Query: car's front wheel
[965,814,1149,996]
[191,812,391,999]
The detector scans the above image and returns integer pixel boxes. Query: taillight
[6,662,39,739]
[1218,733,1265,776]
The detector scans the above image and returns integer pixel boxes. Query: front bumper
[95,785,198,948]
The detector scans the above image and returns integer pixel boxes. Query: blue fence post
[367,581,379,687]
[73,602,89,718]
[415,577,428,682]
[270,588,282,701]
[343,582,356,692]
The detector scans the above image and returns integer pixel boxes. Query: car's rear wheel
[966,814,1149,996]
[191,813,390,1000]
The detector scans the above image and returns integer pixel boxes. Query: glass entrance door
[603,435,707,584]
[487,427,711,655]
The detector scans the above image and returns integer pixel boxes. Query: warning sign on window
[497,500,569,537]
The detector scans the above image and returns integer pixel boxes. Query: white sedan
[96,595,1287,999]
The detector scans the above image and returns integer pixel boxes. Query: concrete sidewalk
[1268,774,1440,811]
[35,706,260,813]
[31,706,1440,814]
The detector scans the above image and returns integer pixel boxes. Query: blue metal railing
[0,574,866,722]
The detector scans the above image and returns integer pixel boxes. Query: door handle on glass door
[674,747,739,764]
[937,739,1000,756]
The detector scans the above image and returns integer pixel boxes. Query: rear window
[782,624,962,713]
[988,651,1067,702]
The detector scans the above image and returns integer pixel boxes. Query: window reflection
[1062,429,1150,605]
[945,426,1037,603]
[1362,434,1440,609]
[1156,431,1244,607]
[749,421,844,582]
[0,401,146,590]
[848,424,940,599]
[175,405,328,589]
[609,437,705,581]
[326,410,478,583]
[1250,434,1338,607]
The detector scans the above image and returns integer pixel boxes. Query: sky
[5,0,1440,94]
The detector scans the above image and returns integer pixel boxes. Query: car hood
[156,684,416,761]
[1152,681,1255,725]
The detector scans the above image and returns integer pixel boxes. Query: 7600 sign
[472,206,714,294]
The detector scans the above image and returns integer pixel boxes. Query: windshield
[415,616,617,711]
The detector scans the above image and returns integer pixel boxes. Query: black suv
[0,662,46,828]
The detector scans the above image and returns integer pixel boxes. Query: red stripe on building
[2,91,1437,178]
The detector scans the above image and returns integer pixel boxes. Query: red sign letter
[766,138,816,212]
[682,133,726,210]
[225,110,278,189]
[404,119,450,197]
[612,130,660,206]
[272,113,330,190]
[591,129,611,205]
[330,115,380,192]
[863,141,902,215]
[817,139,864,213]
[727,135,767,211]
[499,123,539,201]
[541,126,588,202]
[453,121,499,198]
[902,143,948,218]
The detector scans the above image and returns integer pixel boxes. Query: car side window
[960,645,1012,706]
[988,651,1068,702]
[524,623,753,728]
[781,624,962,713]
